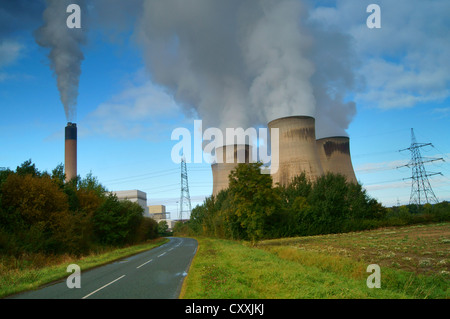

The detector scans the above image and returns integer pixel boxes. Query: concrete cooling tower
[316,136,357,184]
[65,122,77,182]
[211,144,252,196]
[268,116,323,187]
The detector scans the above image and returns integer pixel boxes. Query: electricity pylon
[179,157,192,221]
[398,128,443,207]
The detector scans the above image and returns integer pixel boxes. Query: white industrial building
[148,204,176,230]
[112,190,150,217]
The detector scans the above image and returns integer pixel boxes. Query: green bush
[185,163,450,241]
[0,160,158,256]
[135,217,159,242]
[92,193,144,246]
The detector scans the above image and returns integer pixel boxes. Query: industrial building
[113,190,150,216]
[211,144,252,196]
[148,205,168,221]
[316,136,357,184]
[268,116,324,187]
[210,115,358,193]
[148,205,176,230]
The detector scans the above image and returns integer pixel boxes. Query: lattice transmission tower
[398,128,443,207]
[179,157,192,221]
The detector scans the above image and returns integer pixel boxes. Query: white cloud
[432,107,450,119]
[310,0,450,110]
[355,158,408,174]
[81,80,184,140]
[0,39,24,82]
[0,39,23,68]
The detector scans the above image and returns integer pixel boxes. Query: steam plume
[35,0,86,122]
[135,0,358,137]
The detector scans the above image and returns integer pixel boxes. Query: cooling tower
[268,116,323,187]
[316,136,357,184]
[211,144,252,196]
[65,122,77,182]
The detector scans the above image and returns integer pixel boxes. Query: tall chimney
[268,116,323,187]
[316,136,357,184]
[211,144,252,196]
[65,122,77,182]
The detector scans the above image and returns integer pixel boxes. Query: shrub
[0,160,162,256]
[135,217,159,242]
[0,173,73,253]
[92,193,144,246]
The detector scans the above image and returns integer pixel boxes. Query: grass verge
[181,223,449,299]
[0,237,169,298]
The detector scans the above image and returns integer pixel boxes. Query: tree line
[0,160,159,256]
[176,162,450,241]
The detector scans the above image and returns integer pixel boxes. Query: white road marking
[158,252,166,258]
[82,275,126,299]
[136,259,153,269]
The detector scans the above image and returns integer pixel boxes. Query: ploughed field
[181,223,449,299]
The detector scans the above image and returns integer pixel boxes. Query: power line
[104,168,179,185]
[179,157,192,221]
[397,128,444,206]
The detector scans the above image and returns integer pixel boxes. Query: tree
[16,159,40,177]
[158,220,169,235]
[51,163,65,189]
[78,172,107,197]
[92,194,144,245]
[226,162,280,242]
[0,173,71,253]
[307,173,350,234]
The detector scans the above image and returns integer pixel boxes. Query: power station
[211,144,253,196]
[316,136,357,184]
[210,116,358,194]
[62,116,358,214]
[268,116,324,187]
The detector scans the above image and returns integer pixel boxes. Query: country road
[10,237,198,299]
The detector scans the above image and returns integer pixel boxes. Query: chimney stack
[65,122,77,182]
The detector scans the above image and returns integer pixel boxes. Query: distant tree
[92,194,144,245]
[136,217,159,241]
[280,172,312,207]
[0,168,13,186]
[78,172,107,197]
[16,159,40,177]
[51,163,65,188]
[158,220,169,235]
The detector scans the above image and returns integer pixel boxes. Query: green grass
[0,238,169,298]
[181,223,449,299]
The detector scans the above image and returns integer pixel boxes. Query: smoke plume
[134,0,358,137]
[35,0,87,122]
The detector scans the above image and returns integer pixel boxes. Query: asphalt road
[10,237,198,299]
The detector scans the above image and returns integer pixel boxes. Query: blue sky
[1,0,449,218]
